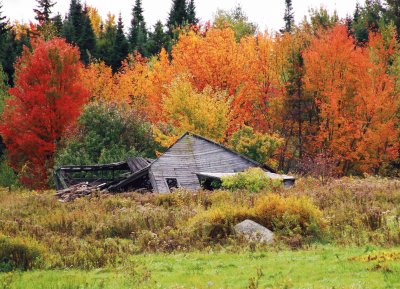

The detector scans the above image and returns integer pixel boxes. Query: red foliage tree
[0,38,89,189]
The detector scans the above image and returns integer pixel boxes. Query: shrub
[0,158,19,190]
[221,168,280,193]
[187,203,253,240]
[252,194,326,239]
[0,236,42,272]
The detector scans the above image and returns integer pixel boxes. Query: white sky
[4,0,359,32]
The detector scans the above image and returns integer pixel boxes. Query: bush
[188,203,253,240]
[0,158,19,189]
[253,194,326,239]
[221,168,279,193]
[0,236,42,272]
[187,192,326,243]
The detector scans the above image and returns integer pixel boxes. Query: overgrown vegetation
[0,177,399,273]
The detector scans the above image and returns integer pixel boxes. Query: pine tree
[0,1,8,37]
[52,13,63,36]
[186,0,198,25]
[96,14,116,66]
[385,0,400,39]
[129,0,148,55]
[63,0,96,64]
[281,0,294,33]
[112,14,129,72]
[146,20,169,55]
[78,4,96,64]
[167,0,188,32]
[34,0,56,24]
[0,2,13,85]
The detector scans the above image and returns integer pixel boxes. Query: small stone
[234,219,274,244]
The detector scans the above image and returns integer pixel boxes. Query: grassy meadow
[1,177,400,288]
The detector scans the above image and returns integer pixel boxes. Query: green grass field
[2,246,400,289]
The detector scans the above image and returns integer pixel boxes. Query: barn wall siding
[150,135,259,193]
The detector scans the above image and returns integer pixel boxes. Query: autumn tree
[81,60,115,102]
[154,77,229,147]
[0,38,89,188]
[230,126,284,169]
[213,6,257,41]
[303,25,398,174]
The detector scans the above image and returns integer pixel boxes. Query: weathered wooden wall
[149,135,258,193]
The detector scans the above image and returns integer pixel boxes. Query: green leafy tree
[308,7,339,30]
[146,21,169,55]
[229,126,284,169]
[281,0,294,33]
[56,103,157,166]
[129,0,148,56]
[213,5,257,41]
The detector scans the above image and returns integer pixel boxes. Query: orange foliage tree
[303,25,398,174]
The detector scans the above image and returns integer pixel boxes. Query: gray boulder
[234,220,274,244]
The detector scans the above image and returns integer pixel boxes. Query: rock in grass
[234,220,274,244]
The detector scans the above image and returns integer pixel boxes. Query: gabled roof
[152,132,277,173]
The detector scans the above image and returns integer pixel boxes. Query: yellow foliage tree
[154,77,230,147]
[81,61,115,102]
[87,6,102,37]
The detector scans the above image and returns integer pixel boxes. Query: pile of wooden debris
[55,182,104,202]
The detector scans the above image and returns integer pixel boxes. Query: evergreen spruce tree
[96,15,116,66]
[0,1,9,37]
[63,0,81,43]
[167,0,188,33]
[186,0,198,25]
[0,65,7,158]
[78,4,96,64]
[129,0,148,55]
[34,0,56,24]
[63,0,96,64]
[52,13,63,36]
[146,20,169,55]
[281,0,294,33]
[0,1,12,84]
[385,0,400,39]
[112,14,129,72]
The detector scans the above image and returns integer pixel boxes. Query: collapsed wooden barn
[55,132,295,194]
